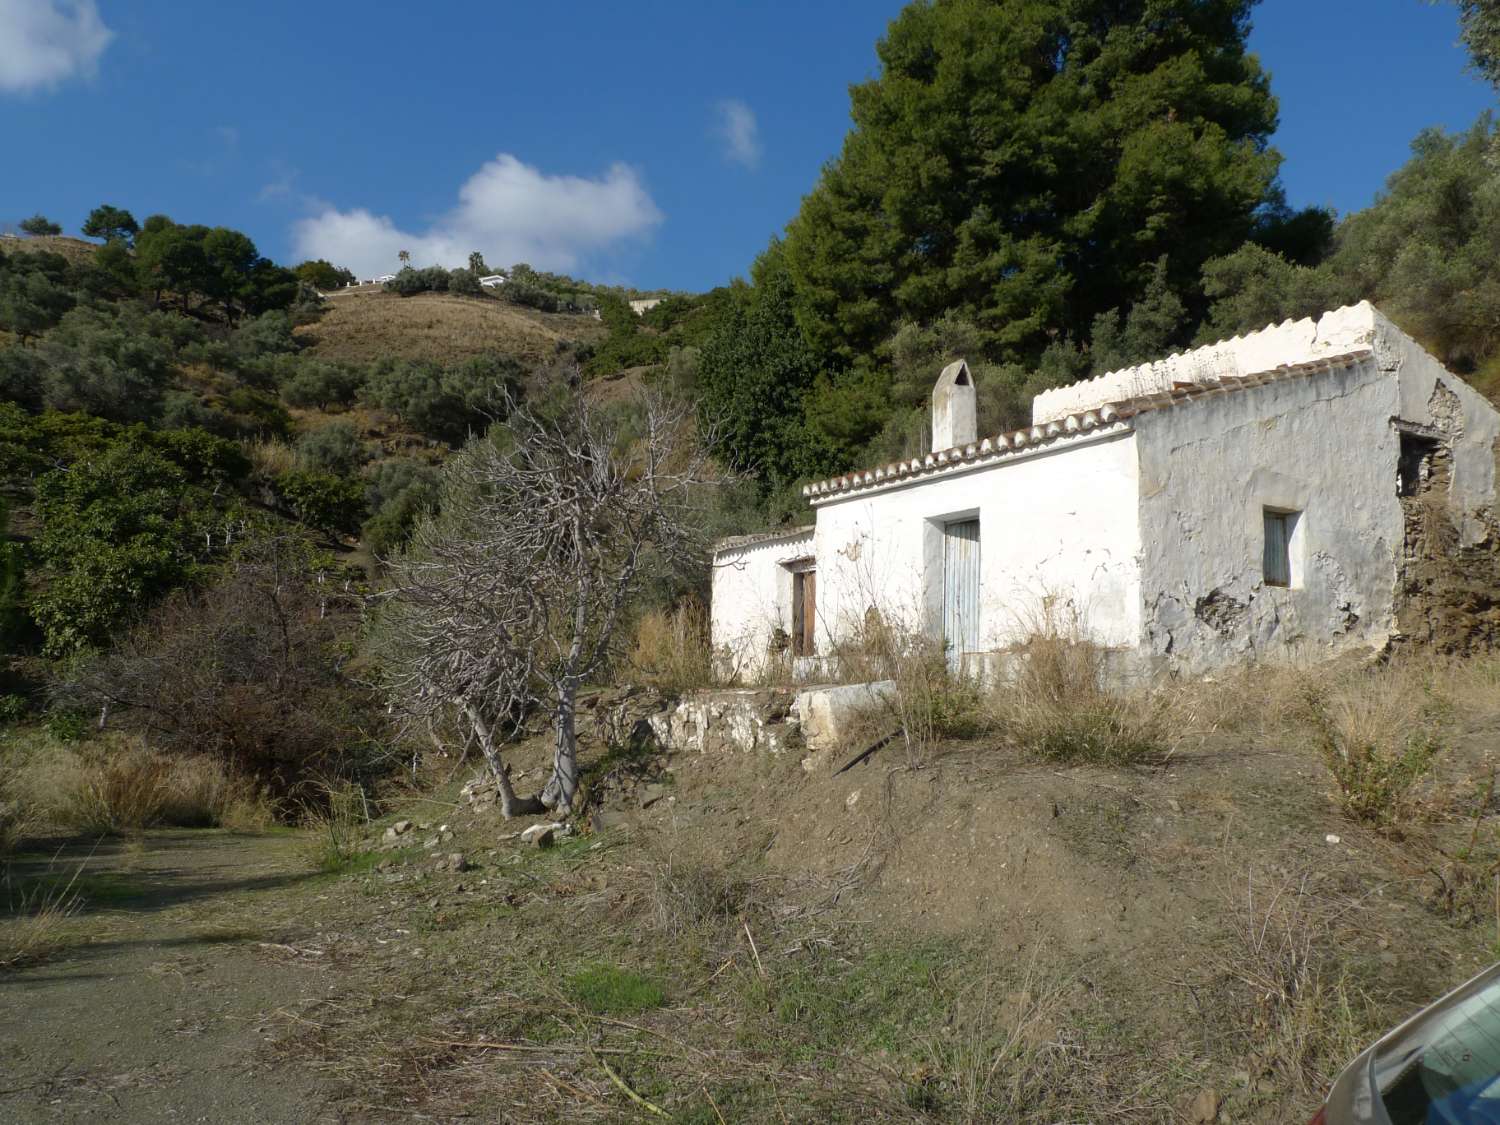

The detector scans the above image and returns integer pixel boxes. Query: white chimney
[932,358,977,451]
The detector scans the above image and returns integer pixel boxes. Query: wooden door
[943,520,980,671]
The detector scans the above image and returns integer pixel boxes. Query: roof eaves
[800,346,1374,503]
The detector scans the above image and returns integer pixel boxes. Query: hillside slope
[297,288,609,367]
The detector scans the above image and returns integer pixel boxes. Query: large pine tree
[781,0,1302,365]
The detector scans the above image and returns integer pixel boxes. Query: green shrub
[296,420,366,475]
[45,710,86,742]
[275,470,366,535]
[1304,667,1447,831]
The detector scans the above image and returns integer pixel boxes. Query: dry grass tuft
[626,600,715,694]
[13,736,274,835]
[245,437,296,477]
[0,869,81,972]
[996,622,1167,766]
[1302,662,1448,831]
[828,613,992,764]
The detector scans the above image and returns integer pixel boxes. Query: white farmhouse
[711,302,1500,681]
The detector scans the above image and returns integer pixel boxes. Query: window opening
[1263,509,1298,588]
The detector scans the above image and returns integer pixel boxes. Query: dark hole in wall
[1398,432,1443,497]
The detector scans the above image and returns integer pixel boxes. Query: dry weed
[246,437,296,477]
[828,613,991,764]
[1302,662,1448,831]
[13,737,275,834]
[914,951,1108,1123]
[0,867,81,972]
[1220,868,1372,1099]
[627,600,715,694]
[996,627,1168,765]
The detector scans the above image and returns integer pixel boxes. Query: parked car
[1312,961,1500,1123]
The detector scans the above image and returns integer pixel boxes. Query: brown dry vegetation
[6,652,1500,1121]
[0,234,99,265]
[157,656,1500,1119]
[296,289,608,368]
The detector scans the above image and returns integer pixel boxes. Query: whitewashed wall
[1034,302,1412,425]
[1133,356,1401,670]
[810,429,1143,659]
[710,529,814,681]
[1132,306,1500,672]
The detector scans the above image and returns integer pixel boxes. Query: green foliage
[18,215,61,237]
[29,443,228,654]
[275,470,366,536]
[0,498,26,649]
[363,355,521,444]
[81,205,139,246]
[361,459,438,557]
[447,268,483,297]
[1087,256,1190,375]
[278,359,363,409]
[1457,0,1500,88]
[385,265,452,296]
[780,0,1294,366]
[582,295,668,376]
[0,252,77,343]
[696,250,824,487]
[296,420,366,476]
[293,258,355,290]
[1200,113,1500,377]
[31,306,176,423]
[133,216,296,321]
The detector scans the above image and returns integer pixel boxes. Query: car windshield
[1380,974,1500,1123]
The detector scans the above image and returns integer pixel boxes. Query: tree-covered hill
[679,0,1500,519]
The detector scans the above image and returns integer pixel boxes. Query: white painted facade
[710,303,1500,680]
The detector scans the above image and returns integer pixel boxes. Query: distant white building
[479,275,507,289]
[712,302,1500,680]
[629,298,664,316]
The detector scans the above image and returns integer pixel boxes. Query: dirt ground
[0,832,341,1123]
[4,673,1499,1123]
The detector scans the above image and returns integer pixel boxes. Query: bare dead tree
[375,389,714,816]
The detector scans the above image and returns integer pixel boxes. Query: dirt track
[0,832,337,1123]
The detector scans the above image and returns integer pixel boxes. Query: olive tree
[376,389,713,816]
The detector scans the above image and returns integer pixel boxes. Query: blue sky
[0,1,1493,292]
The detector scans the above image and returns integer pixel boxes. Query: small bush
[1303,664,1447,830]
[1,876,79,972]
[299,781,370,873]
[627,600,714,692]
[55,749,170,833]
[28,742,273,834]
[827,613,992,761]
[296,420,366,476]
[565,964,667,1014]
[996,617,1166,765]
[46,709,86,743]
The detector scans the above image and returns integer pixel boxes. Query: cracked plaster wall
[1134,357,1399,671]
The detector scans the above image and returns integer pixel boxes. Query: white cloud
[292,154,663,278]
[0,0,113,94]
[714,99,761,170]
